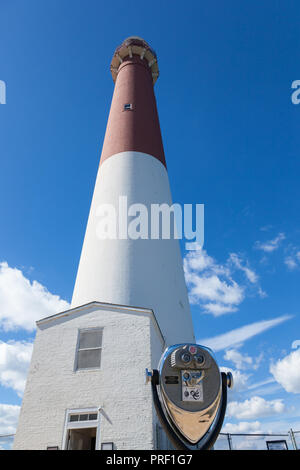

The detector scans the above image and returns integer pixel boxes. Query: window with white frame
[69,412,98,422]
[76,328,103,370]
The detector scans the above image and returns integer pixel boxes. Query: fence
[1,430,300,450]
[214,429,300,450]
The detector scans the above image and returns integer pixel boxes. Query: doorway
[67,427,97,450]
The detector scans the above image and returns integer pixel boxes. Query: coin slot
[165,375,179,384]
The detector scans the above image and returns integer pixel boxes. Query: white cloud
[222,421,262,434]
[188,274,244,314]
[0,404,20,435]
[224,349,256,370]
[248,377,275,390]
[227,396,285,420]
[260,225,273,232]
[248,383,283,397]
[198,315,292,351]
[185,248,215,272]
[284,251,300,271]
[184,250,244,316]
[0,341,33,396]
[284,256,298,270]
[229,253,258,284]
[270,349,300,393]
[0,262,70,331]
[254,232,285,253]
[229,253,267,298]
[203,303,238,316]
[247,377,281,397]
[184,249,265,316]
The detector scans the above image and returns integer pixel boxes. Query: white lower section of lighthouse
[72,151,195,345]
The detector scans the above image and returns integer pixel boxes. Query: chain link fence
[292,430,300,449]
[1,430,299,450]
[214,429,299,450]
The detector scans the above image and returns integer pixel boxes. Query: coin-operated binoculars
[145,344,233,450]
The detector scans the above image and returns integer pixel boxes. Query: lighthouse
[13,37,195,450]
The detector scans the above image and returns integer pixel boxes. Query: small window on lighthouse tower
[75,328,103,370]
[124,103,133,110]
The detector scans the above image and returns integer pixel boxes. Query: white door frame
[62,407,101,450]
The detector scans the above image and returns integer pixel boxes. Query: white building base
[13,302,167,450]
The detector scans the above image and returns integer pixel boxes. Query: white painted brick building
[14,303,165,449]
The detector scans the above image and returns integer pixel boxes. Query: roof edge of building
[36,300,166,345]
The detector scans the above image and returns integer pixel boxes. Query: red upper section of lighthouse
[99,37,166,168]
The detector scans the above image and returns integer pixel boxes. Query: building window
[124,103,133,110]
[76,328,102,370]
[69,413,98,422]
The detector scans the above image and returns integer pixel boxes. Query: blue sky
[1,0,300,449]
